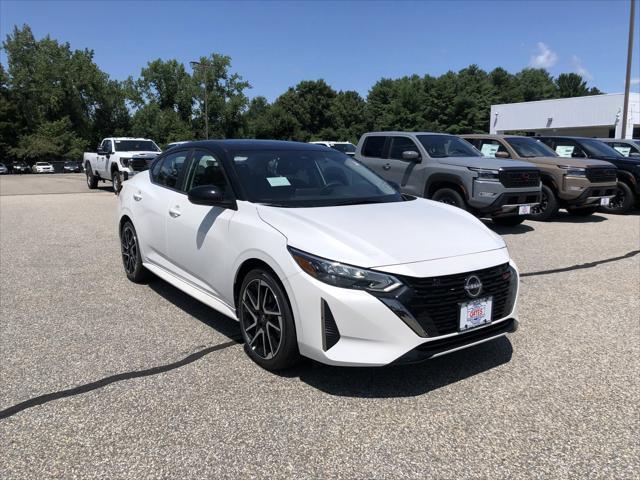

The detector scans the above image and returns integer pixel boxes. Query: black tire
[566,206,599,217]
[431,188,467,210]
[492,215,526,226]
[528,184,558,221]
[120,221,150,283]
[112,170,122,195]
[238,268,300,371]
[86,164,98,189]
[601,181,634,214]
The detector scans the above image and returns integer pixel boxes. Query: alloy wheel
[608,188,625,210]
[531,190,548,215]
[241,279,283,360]
[121,225,138,275]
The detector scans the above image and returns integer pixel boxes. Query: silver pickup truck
[84,137,161,193]
[355,132,542,226]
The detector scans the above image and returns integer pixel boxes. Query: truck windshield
[579,139,623,158]
[230,149,401,208]
[507,137,557,158]
[114,140,160,152]
[417,135,480,158]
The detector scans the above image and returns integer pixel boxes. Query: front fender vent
[321,299,340,351]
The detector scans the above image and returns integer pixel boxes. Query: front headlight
[558,165,586,177]
[120,157,130,167]
[469,167,500,182]
[288,247,402,293]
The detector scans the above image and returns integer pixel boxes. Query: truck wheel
[86,165,98,189]
[112,170,122,195]
[120,221,150,283]
[431,188,467,211]
[528,184,558,221]
[492,215,526,227]
[601,181,634,214]
[566,206,599,217]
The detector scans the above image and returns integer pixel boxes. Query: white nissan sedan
[119,140,519,371]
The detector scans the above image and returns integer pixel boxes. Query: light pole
[621,0,636,138]
[190,60,210,139]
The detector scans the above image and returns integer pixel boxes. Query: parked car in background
[537,136,640,214]
[32,162,54,173]
[310,141,357,157]
[355,132,541,226]
[598,138,640,158]
[12,161,30,174]
[0,163,8,174]
[461,135,617,220]
[84,137,161,193]
[119,140,520,370]
[63,160,82,173]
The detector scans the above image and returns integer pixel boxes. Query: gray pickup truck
[355,132,542,226]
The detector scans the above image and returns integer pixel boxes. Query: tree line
[0,25,602,162]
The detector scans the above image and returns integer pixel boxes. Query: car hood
[257,198,505,268]
[526,156,616,168]
[119,151,160,158]
[435,156,537,169]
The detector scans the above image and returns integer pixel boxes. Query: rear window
[361,136,387,157]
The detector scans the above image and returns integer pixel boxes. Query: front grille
[399,263,514,336]
[499,169,540,188]
[586,167,617,183]
[130,158,153,172]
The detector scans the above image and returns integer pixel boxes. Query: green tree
[555,73,601,98]
[274,80,336,140]
[515,68,557,102]
[12,117,88,161]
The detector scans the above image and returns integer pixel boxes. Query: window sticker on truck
[613,146,631,156]
[480,144,500,157]
[555,146,575,157]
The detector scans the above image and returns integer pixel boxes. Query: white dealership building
[490,92,640,139]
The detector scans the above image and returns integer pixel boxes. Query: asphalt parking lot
[1,173,638,479]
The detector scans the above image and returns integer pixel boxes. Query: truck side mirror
[495,151,510,159]
[402,150,420,161]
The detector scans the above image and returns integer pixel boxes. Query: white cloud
[570,55,593,80]
[631,78,640,85]
[530,42,558,69]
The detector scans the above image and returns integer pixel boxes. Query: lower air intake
[321,299,340,351]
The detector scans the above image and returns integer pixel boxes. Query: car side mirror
[97,147,106,155]
[188,185,237,209]
[495,151,510,159]
[402,150,420,161]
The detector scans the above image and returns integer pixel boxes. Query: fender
[424,173,469,199]
[617,169,638,189]
[539,172,559,191]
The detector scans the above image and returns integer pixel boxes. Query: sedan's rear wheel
[120,221,150,283]
[238,269,300,371]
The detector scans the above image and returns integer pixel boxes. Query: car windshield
[579,139,622,158]
[417,135,480,158]
[230,149,401,207]
[507,137,557,158]
[64,161,75,165]
[330,143,356,153]
[36,162,49,166]
[114,140,160,152]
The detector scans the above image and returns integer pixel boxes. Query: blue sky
[1,0,638,100]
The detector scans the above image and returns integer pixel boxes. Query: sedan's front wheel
[238,269,300,371]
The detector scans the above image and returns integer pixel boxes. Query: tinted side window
[553,140,586,158]
[101,140,112,153]
[389,137,420,160]
[153,151,189,189]
[186,150,229,194]
[361,136,387,157]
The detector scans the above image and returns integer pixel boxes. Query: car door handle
[168,207,181,218]
[383,163,391,170]
[133,192,142,201]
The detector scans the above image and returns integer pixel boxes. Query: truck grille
[130,158,153,172]
[399,263,515,336]
[586,167,617,183]
[499,169,540,188]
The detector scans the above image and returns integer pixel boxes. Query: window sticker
[555,146,575,157]
[267,176,291,187]
[614,146,631,156]
[480,144,500,157]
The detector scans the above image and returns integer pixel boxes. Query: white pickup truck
[84,137,161,193]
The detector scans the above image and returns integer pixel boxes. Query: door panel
[386,136,422,193]
[165,150,236,301]
[358,136,389,177]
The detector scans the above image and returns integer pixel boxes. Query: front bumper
[284,251,519,366]
[567,185,617,207]
[473,188,541,215]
